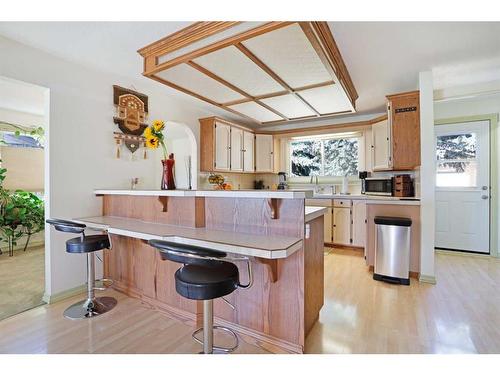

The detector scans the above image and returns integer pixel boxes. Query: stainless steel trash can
[373,216,412,285]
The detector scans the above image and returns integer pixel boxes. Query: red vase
[161,154,176,190]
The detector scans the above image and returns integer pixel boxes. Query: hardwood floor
[0,289,269,354]
[306,248,500,353]
[0,248,499,354]
[0,245,45,321]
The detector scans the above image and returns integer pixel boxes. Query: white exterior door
[255,134,274,172]
[230,127,243,171]
[371,119,391,170]
[243,131,255,172]
[435,121,490,253]
[214,123,231,171]
[333,207,351,245]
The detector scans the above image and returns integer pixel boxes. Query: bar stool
[46,219,117,319]
[148,240,253,354]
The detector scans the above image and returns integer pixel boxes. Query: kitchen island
[78,189,324,354]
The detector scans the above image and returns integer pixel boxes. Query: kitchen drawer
[333,199,352,208]
[305,198,333,207]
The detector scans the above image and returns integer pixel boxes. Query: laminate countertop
[94,189,314,199]
[75,216,303,259]
[308,194,421,206]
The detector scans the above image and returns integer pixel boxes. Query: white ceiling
[1,22,499,125]
[329,22,500,114]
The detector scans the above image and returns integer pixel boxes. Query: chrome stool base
[192,325,239,353]
[63,296,117,320]
[193,299,239,354]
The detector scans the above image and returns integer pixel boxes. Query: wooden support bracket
[256,258,279,282]
[267,198,279,219]
[158,196,168,212]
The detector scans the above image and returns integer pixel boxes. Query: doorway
[0,76,48,320]
[434,120,490,253]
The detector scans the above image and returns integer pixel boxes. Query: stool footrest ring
[192,325,239,353]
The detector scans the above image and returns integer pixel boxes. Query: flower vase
[161,154,176,190]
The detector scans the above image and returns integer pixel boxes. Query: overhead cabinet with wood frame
[200,117,266,173]
[371,90,421,171]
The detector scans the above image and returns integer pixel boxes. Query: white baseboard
[42,284,86,304]
[418,274,436,284]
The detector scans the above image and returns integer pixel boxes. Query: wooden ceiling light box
[138,22,358,127]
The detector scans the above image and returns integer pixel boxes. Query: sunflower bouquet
[144,120,168,160]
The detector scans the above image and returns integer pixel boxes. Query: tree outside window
[290,136,359,177]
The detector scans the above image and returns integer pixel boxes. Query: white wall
[0,35,211,298]
[419,71,436,282]
[434,93,500,256]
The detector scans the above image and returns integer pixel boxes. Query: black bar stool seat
[66,235,110,254]
[149,239,253,354]
[175,263,239,300]
[46,218,117,319]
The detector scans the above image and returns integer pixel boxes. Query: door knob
[482,186,489,190]
[481,195,489,200]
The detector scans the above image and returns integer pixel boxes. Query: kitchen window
[289,133,360,177]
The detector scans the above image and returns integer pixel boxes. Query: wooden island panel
[103,195,205,228]
[101,194,323,353]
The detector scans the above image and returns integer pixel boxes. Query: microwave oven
[361,177,393,196]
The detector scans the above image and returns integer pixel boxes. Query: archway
[163,121,198,190]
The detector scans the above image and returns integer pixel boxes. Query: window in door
[436,133,477,188]
[289,134,359,177]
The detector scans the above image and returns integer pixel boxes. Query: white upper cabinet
[371,118,392,171]
[230,127,244,172]
[214,122,231,171]
[255,134,274,172]
[243,131,255,172]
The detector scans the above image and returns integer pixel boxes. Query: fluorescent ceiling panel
[156,64,245,104]
[193,46,284,96]
[260,94,316,118]
[242,23,332,89]
[298,85,353,114]
[157,22,266,64]
[228,102,283,123]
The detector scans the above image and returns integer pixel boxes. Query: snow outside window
[290,136,359,177]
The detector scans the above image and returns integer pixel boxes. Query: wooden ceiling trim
[139,21,359,126]
[149,74,260,124]
[235,43,293,92]
[254,101,289,121]
[294,80,335,92]
[143,22,293,76]
[138,22,240,58]
[235,42,321,117]
[259,114,389,135]
[187,60,252,99]
[308,22,359,105]
[187,61,288,120]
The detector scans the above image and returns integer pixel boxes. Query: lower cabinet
[306,199,333,244]
[324,207,333,244]
[306,198,366,248]
[351,201,367,247]
[333,207,351,246]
